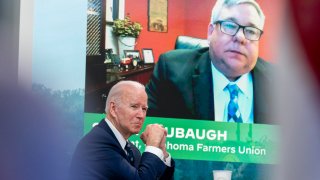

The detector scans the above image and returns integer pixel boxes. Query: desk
[85,65,154,113]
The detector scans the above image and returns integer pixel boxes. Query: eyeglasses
[215,20,263,41]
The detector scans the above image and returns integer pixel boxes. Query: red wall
[184,0,215,38]
[256,0,285,62]
[126,0,186,62]
[126,0,284,62]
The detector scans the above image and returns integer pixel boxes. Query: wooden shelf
[85,64,154,113]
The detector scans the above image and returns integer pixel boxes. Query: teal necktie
[227,84,243,123]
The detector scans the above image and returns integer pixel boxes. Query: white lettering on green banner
[84,113,278,164]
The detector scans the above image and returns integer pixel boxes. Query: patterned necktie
[227,84,243,123]
[125,142,135,166]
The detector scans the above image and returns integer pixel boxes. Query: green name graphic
[84,113,278,164]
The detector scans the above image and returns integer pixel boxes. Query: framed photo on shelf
[142,48,155,64]
[124,50,141,61]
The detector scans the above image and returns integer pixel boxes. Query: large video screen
[82,0,280,179]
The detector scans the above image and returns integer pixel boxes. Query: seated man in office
[70,81,175,179]
[146,0,274,124]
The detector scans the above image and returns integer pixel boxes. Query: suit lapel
[192,51,214,120]
[252,59,271,124]
[98,119,142,167]
[98,120,128,157]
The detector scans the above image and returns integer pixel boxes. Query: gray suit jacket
[146,47,274,124]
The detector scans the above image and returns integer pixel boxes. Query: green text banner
[84,113,278,164]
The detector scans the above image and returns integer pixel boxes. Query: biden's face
[112,87,148,139]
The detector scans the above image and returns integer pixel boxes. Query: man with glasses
[146,0,273,124]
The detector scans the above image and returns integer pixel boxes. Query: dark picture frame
[148,0,168,32]
[124,50,141,62]
[142,48,155,64]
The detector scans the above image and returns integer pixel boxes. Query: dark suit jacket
[70,119,175,180]
[146,47,274,124]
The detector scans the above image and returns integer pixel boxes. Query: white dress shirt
[105,118,172,166]
[211,63,254,123]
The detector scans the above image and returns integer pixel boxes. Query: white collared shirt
[211,63,254,123]
[105,118,172,166]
